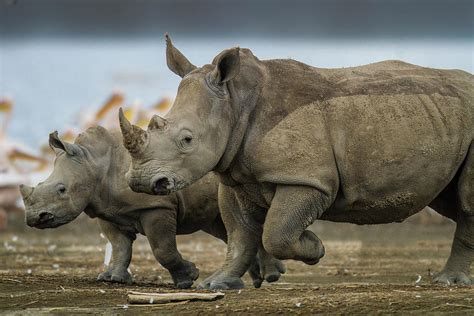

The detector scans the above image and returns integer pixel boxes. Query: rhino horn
[165,33,196,78]
[119,107,148,154]
[148,114,167,131]
[19,184,34,200]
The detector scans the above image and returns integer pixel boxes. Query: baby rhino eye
[57,184,66,195]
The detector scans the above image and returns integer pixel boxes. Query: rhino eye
[57,184,66,195]
[177,130,194,151]
[184,136,193,144]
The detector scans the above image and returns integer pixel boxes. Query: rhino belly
[321,192,427,224]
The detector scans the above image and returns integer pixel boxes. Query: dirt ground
[0,211,472,314]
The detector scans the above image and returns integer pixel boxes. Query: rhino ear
[166,33,196,78]
[49,131,80,156]
[211,47,240,85]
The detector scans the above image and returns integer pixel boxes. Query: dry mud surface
[0,213,472,314]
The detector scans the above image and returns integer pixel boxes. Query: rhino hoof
[302,230,325,265]
[110,273,133,285]
[265,273,280,283]
[209,277,245,290]
[433,270,472,286]
[97,271,112,282]
[198,274,244,290]
[98,270,133,284]
[176,280,194,289]
[263,259,286,283]
[252,277,264,288]
[170,262,199,289]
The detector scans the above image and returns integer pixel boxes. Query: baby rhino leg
[97,219,134,284]
[140,209,199,289]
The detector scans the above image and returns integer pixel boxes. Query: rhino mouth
[34,218,66,229]
[26,211,69,229]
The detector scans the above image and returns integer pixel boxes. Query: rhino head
[21,132,95,228]
[120,34,258,195]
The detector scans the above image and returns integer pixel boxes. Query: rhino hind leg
[262,185,329,264]
[432,144,473,286]
[97,219,134,284]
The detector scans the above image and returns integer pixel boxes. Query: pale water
[1,37,473,148]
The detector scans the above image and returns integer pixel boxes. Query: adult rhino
[20,127,284,288]
[120,35,473,289]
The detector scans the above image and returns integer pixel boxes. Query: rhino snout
[151,175,175,195]
[26,211,55,228]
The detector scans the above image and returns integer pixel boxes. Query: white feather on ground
[103,242,112,266]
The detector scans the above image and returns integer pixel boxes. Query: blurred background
[0,0,472,228]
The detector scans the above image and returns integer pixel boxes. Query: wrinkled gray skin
[121,35,474,289]
[20,127,284,289]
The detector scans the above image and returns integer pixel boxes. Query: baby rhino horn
[118,108,148,155]
[19,184,34,200]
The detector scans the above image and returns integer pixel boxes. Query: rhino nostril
[38,211,54,223]
[152,177,173,195]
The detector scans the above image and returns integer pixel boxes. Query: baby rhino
[20,126,284,288]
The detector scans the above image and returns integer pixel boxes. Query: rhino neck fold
[80,132,119,214]
[214,81,261,175]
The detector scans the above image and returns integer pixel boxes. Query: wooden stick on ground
[127,291,225,305]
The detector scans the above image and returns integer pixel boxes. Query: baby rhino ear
[148,115,167,131]
[48,131,80,156]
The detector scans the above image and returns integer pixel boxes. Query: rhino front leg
[202,210,285,288]
[97,219,134,284]
[263,185,331,264]
[198,184,261,290]
[140,209,199,289]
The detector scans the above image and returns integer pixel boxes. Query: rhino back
[255,59,472,128]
